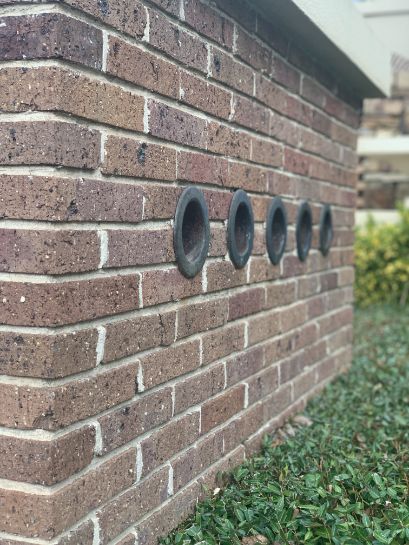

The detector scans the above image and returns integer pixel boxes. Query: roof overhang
[253,0,391,98]
[358,135,409,173]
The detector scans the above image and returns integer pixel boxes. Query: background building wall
[0,1,359,544]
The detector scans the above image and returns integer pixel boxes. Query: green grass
[162,305,409,545]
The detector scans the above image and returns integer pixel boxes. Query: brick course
[0,0,359,543]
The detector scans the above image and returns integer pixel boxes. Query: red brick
[0,121,100,169]
[0,426,95,485]
[142,184,181,220]
[251,137,283,167]
[106,228,173,268]
[255,74,287,112]
[172,432,224,492]
[149,0,180,15]
[247,309,280,346]
[0,13,102,68]
[204,189,232,220]
[0,329,98,379]
[284,148,310,176]
[97,468,169,545]
[0,229,99,274]
[210,47,254,95]
[102,136,177,180]
[207,121,251,160]
[247,365,279,404]
[0,176,143,223]
[271,55,300,92]
[206,260,248,293]
[141,412,200,476]
[210,224,228,256]
[226,162,268,193]
[174,364,225,414]
[0,449,135,539]
[199,444,246,492]
[0,363,137,430]
[178,150,228,186]
[149,9,208,73]
[265,281,296,309]
[216,0,257,32]
[184,0,234,49]
[202,323,245,365]
[149,100,207,149]
[103,311,175,363]
[177,298,228,339]
[262,383,292,423]
[280,302,308,333]
[228,287,265,321]
[225,345,264,386]
[180,70,232,120]
[106,36,179,98]
[141,267,202,307]
[0,275,139,327]
[139,340,201,390]
[236,27,271,72]
[136,483,200,545]
[270,110,301,146]
[232,95,270,134]
[0,66,145,132]
[64,0,146,38]
[221,405,263,453]
[249,256,282,284]
[201,385,245,433]
[99,388,173,453]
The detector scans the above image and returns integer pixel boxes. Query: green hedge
[354,206,409,307]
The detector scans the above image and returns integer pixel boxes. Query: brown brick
[184,0,234,49]
[180,71,232,120]
[202,323,245,365]
[271,55,300,92]
[0,426,95,485]
[227,160,269,193]
[102,136,177,180]
[215,0,257,32]
[265,281,296,309]
[0,176,143,223]
[201,385,245,434]
[207,121,251,160]
[97,467,169,545]
[247,309,280,346]
[177,298,228,339]
[228,287,265,321]
[0,229,99,274]
[204,189,232,220]
[0,66,144,132]
[247,365,279,404]
[0,363,137,430]
[248,256,281,284]
[0,121,100,169]
[103,311,175,363]
[106,228,173,268]
[210,47,254,95]
[99,388,173,453]
[280,302,308,333]
[142,184,181,221]
[149,9,208,73]
[141,267,202,307]
[251,137,283,167]
[106,36,179,98]
[262,383,292,423]
[235,27,271,72]
[270,111,301,147]
[284,148,310,176]
[0,449,135,539]
[149,100,207,149]
[225,345,264,386]
[0,275,139,327]
[136,483,200,545]
[178,150,228,186]
[140,340,201,390]
[0,13,102,68]
[206,260,248,293]
[268,172,296,197]
[172,432,224,492]
[232,95,270,134]
[57,520,94,545]
[255,74,287,112]
[210,224,227,256]
[141,412,200,476]
[174,364,225,414]
[199,444,246,492]
[0,328,98,379]
[64,0,146,38]
[149,0,180,15]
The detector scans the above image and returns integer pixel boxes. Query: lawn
[162,305,409,545]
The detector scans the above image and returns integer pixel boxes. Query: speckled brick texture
[0,0,359,543]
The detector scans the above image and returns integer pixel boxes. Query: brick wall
[0,0,359,544]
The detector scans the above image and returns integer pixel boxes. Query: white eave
[254,0,391,98]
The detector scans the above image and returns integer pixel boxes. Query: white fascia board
[357,0,409,17]
[358,135,409,156]
[290,0,391,97]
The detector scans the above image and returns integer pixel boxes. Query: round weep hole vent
[266,197,287,265]
[173,186,210,278]
[319,204,333,256]
[227,190,254,269]
[296,201,313,262]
